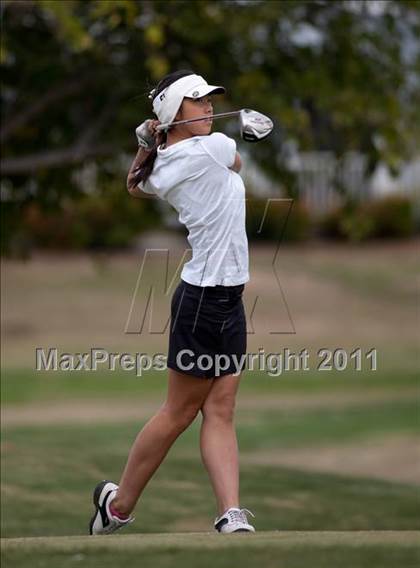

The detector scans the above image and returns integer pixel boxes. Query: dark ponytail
[130,69,195,188]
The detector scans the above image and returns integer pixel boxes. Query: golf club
[156,108,273,142]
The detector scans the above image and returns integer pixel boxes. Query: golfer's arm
[229,152,242,173]
[126,147,156,199]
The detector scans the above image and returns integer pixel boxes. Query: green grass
[2,363,419,543]
[237,400,419,449]
[2,367,419,404]
[2,533,420,568]
[2,400,420,538]
[2,241,419,566]
[3,398,419,454]
[295,248,419,305]
[307,263,417,304]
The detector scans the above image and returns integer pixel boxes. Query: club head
[239,109,273,142]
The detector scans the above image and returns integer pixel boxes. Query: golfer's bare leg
[112,369,214,516]
[199,373,242,516]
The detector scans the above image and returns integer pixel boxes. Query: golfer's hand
[148,119,160,136]
[135,119,161,150]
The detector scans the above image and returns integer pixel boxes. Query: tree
[1,0,419,250]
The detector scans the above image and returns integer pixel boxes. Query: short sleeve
[137,178,155,194]
[201,132,236,168]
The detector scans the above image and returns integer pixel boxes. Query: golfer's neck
[165,127,193,148]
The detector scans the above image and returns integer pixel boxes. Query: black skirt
[167,279,247,379]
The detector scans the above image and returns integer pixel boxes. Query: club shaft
[157,110,242,131]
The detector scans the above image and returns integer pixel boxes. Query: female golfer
[89,70,255,535]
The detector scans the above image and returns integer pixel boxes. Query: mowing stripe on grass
[2,531,420,552]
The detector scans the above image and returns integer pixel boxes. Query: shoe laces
[227,508,255,524]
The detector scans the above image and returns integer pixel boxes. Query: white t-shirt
[138,132,249,287]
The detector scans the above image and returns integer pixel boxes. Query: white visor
[152,74,225,126]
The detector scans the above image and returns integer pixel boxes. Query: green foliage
[246,198,312,242]
[320,195,416,242]
[364,195,417,238]
[283,201,313,242]
[321,205,375,243]
[1,0,419,251]
[16,185,160,252]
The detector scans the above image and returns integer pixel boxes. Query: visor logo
[192,91,199,98]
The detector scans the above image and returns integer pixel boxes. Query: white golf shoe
[214,507,256,533]
[89,480,134,535]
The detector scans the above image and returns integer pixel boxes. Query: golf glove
[135,120,156,150]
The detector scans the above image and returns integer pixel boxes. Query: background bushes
[320,195,417,242]
[246,199,312,243]
[4,183,161,256]
[2,192,417,258]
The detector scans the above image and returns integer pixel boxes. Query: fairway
[4,530,420,549]
[2,531,420,568]
[2,244,419,567]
